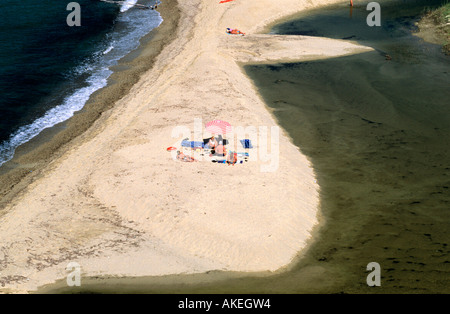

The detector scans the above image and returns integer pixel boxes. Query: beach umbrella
[205,119,232,135]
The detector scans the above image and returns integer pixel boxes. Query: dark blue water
[0,0,162,166]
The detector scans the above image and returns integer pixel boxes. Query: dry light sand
[0,0,372,293]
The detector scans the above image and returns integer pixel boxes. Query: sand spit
[0,0,371,293]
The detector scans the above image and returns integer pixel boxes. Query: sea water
[0,0,162,167]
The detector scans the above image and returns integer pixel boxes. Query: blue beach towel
[181,140,204,148]
[240,139,253,149]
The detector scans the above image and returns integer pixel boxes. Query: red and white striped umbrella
[205,119,232,135]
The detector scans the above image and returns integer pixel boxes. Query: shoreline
[0,0,180,211]
[0,0,372,293]
[415,3,450,54]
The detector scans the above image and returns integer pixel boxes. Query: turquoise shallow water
[38,0,450,293]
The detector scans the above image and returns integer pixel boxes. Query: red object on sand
[228,29,245,35]
[166,146,177,151]
[220,0,235,3]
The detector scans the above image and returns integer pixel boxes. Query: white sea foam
[120,0,138,12]
[103,44,115,55]
[0,70,110,166]
[0,5,163,167]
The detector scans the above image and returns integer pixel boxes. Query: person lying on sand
[177,151,196,162]
[226,28,245,35]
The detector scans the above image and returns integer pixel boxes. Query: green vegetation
[424,2,450,54]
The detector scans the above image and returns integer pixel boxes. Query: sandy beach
[0,0,371,293]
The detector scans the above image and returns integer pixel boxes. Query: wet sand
[0,0,371,293]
